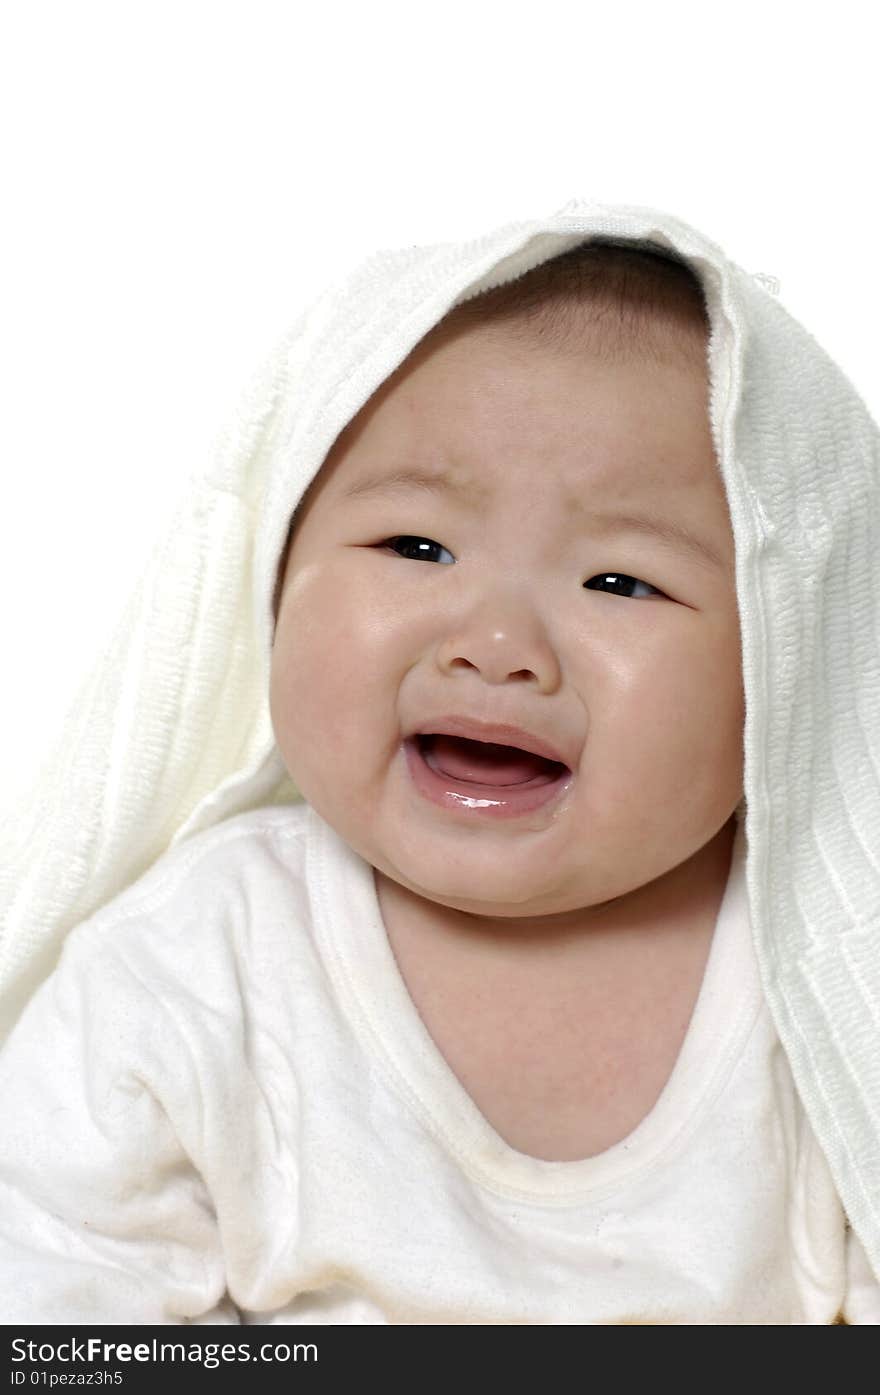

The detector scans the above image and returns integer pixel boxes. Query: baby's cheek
[273,630,359,751]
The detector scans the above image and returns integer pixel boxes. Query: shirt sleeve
[0,925,238,1325]
[841,1222,880,1324]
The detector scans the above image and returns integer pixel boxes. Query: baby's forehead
[319,341,716,497]
[288,242,719,549]
[323,241,711,459]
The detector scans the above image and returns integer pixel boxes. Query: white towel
[2,197,878,1280]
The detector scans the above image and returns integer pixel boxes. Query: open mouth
[404,733,573,820]
[416,733,569,787]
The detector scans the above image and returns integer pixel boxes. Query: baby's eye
[584,573,662,600]
[383,535,455,565]
[379,542,661,599]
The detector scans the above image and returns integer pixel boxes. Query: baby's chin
[297,780,614,918]
[371,850,605,925]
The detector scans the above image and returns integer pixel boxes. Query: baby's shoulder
[62,801,316,994]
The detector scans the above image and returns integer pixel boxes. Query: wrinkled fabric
[1,801,876,1324]
[1,197,879,1283]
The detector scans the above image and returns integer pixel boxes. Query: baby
[1,209,878,1325]
[270,250,743,1166]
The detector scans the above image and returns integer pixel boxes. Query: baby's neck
[373,816,738,1162]
[375,815,737,962]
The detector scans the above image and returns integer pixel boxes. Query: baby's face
[270,317,744,922]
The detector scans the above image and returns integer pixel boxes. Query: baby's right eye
[382,536,455,565]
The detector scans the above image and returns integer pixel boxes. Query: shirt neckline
[306,807,761,1203]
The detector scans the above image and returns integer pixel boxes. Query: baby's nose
[435,606,561,692]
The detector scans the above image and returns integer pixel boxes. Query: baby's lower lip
[402,736,573,820]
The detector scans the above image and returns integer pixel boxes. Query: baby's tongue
[424,734,552,786]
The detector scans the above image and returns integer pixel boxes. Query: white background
[1,0,877,801]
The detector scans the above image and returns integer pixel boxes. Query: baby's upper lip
[409,715,572,769]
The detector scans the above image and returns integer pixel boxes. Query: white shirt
[0,802,877,1324]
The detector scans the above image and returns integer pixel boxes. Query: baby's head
[269,242,744,927]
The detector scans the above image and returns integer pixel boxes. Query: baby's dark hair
[437,237,709,369]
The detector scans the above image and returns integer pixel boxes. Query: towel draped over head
[2,198,879,1276]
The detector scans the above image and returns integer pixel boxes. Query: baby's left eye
[584,572,663,600]
[382,536,455,565]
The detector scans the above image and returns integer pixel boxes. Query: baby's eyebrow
[341,466,726,572]
[580,506,728,572]
[340,466,480,505]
